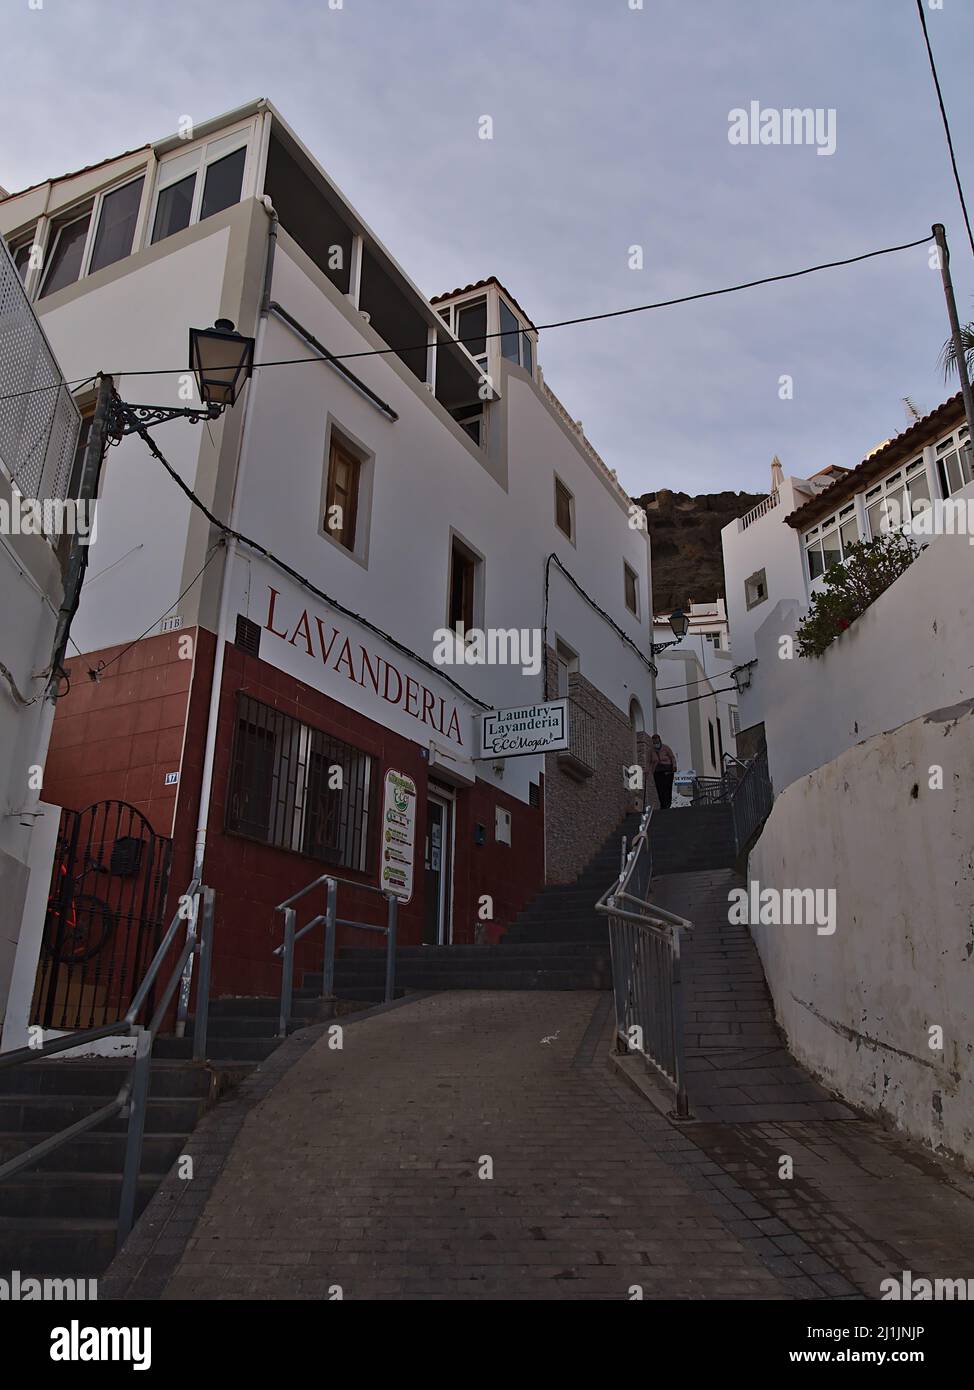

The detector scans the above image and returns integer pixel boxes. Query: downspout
[192,195,278,877]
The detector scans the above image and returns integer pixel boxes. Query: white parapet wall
[748,699,974,1166]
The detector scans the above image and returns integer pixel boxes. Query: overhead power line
[915,0,974,260]
[0,231,932,405]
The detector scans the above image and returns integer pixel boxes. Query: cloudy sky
[3,0,972,499]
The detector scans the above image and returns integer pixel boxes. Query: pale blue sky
[3,0,972,498]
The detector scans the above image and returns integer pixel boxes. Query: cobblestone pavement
[145,979,974,1302]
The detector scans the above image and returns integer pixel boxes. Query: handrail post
[174,886,201,1038]
[323,877,338,999]
[671,927,690,1120]
[384,894,397,1004]
[279,906,296,1037]
[192,886,215,1062]
[117,1026,152,1248]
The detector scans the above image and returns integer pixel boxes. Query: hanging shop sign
[381,769,418,903]
[479,698,570,758]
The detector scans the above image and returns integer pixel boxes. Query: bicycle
[43,854,118,964]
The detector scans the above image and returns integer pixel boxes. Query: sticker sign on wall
[480,698,570,758]
[381,769,417,903]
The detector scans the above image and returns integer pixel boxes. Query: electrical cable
[86,544,220,681]
[915,0,974,259]
[127,418,494,710]
[0,232,932,405]
[542,551,657,701]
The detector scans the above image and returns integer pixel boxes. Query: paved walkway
[104,954,974,1300]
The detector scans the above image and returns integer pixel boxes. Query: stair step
[0,1216,116,1278]
[0,1095,206,1133]
[0,1130,186,1173]
[0,1059,212,1100]
[153,1035,281,1062]
[0,1171,163,1220]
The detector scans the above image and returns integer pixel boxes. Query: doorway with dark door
[423,788,454,945]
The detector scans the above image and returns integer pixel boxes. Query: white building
[0,239,81,1037]
[0,99,656,1020]
[721,403,972,768]
[652,598,738,787]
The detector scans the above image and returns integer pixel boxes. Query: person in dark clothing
[649,734,677,809]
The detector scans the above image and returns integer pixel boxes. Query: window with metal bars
[226,693,373,872]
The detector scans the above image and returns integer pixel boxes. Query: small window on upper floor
[151,133,247,246]
[39,211,92,298]
[744,568,767,610]
[624,561,639,616]
[9,232,36,282]
[499,297,534,375]
[324,436,361,552]
[554,476,575,542]
[448,536,481,633]
[453,297,488,374]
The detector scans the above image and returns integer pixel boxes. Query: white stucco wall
[748,699,974,1166]
[750,513,974,792]
[721,477,809,670]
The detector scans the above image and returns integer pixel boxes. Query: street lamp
[731,660,756,694]
[650,608,689,655]
[109,319,256,437]
[189,319,255,410]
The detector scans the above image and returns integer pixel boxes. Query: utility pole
[46,372,114,700]
[932,224,974,449]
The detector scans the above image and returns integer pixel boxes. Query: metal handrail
[596,811,693,1118]
[0,879,215,1247]
[274,874,399,1036]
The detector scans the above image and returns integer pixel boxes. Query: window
[498,297,534,374]
[39,212,91,298]
[87,177,145,275]
[448,537,478,632]
[200,147,247,221]
[554,476,575,541]
[151,132,248,246]
[9,233,35,282]
[744,568,767,610]
[152,173,195,242]
[454,297,488,372]
[934,428,972,500]
[555,639,578,698]
[226,694,373,871]
[324,436,361,551]
[863,461,931,540]
[708,720,717,769]
[450,403,485,447]
[804,502,861,580]
[624,561,639,616]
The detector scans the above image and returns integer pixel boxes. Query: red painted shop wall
[190,643,546,998]
[44,631,193,834]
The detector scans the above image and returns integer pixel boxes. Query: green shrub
[796,531,923,658]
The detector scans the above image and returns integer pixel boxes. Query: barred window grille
[226,693,373,873]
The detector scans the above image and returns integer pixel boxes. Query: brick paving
[103,866,974,1302]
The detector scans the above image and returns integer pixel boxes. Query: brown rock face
[636,488,766,613]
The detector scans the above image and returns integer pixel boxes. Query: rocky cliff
[636,488,766,613]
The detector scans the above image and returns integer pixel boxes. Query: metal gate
[32,800,173,1030]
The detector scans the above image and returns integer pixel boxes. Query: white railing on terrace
[739,489,780,531]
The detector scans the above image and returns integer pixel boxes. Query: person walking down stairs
[649,734,678,809]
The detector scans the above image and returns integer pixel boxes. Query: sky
[2,0,973,500]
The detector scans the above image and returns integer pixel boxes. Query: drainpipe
[192,197,278,878]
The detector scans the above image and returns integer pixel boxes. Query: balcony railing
[557,693,597,779]
[739,489,780,531]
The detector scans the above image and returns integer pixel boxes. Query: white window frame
[497,293,535,376]
[804,500,862,582]
[932,426,972,501]
[144,122,254,250]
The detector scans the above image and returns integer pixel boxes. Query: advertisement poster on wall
[381,769,417,903]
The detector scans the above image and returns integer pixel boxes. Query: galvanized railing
[274,875,398,1035]
[596,809,694,1118]
[0,879,214,1247]
[727,747,773,854]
